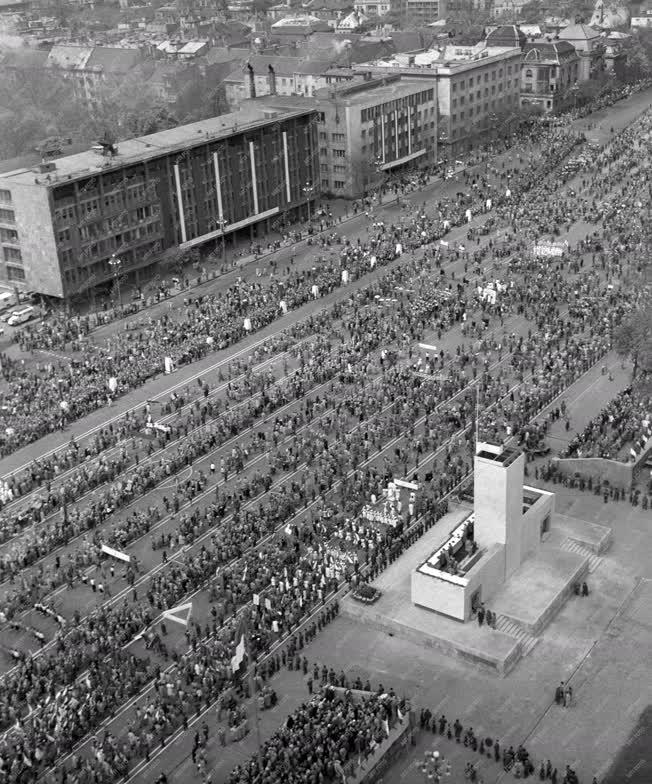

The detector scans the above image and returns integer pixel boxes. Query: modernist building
[520,40,580,114]
[249,74,438,198]
[0,106,319,298]
[358,42,522,155]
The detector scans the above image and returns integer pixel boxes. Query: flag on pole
[230,615,248,674]
[383,718,390,737]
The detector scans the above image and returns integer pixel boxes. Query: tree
[81,75,179,142]
[614,303,652,394]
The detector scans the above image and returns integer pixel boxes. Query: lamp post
[216,216,228,260]
[108,254,122,312]
[302,180,314,224]
[374,153,384,200]
[420,749,451,782]
[438,130,449,177]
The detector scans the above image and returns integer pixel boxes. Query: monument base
[342,512,522,676]
[490,547,589,636]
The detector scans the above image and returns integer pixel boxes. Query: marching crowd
[0,85,647,784]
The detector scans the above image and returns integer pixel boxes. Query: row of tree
[0,68,228,161]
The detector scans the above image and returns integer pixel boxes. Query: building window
[319,147,328,157]
[320,163,329,172]
[0,209,15,223]
[3,247,21,263]
[0,189,11,204]
[331,133,346,142]
[321,179,329,189]
[6,265,25,281]
[0,228,18,242]
[333,180,345,189]
[319,131,328,141]
[333,149,346,158]
[525,69,533,78]
[317,112,325,122]
[333,164,347,173]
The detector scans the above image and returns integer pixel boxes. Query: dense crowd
[561,388,651,460]
[0,85,647,784]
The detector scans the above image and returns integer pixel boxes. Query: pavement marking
[626,759,646,778]
[37,349,73,362]
[160,466,193,488]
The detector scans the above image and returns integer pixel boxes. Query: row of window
[452,65,513,93]
[321,179,347,191]
[0,227,18,243]
[6,265,24,281]
[452,80,518,108]
[360,90,435,123]
[3,247,21,263]
[449,94,516,126]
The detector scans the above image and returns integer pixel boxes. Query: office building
[249,73,438,198]
[358,41,522,156]
[0,106,319,298]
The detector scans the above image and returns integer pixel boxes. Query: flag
[383,718,390,737]
[231,615,248,674]
[397,707,404,723]
[630,447,637,460]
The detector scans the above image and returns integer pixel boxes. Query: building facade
[404,0,445,24]
[558,23,604,82]
[0,108,319,298]
[358,43,522,156]
[520,40,579,114]
[251,74,438,198]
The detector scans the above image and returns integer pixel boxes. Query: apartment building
[249,73,438,198]
[0,107,319,298]
[358,41,522,155]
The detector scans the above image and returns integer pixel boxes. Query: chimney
[247,63,256,99]
[268,64,277,95]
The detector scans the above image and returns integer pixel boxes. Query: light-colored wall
[474,451,526,579]
[521,488,554,560]
[411,542,507,621]
[463,542,506,615]
[412,568,467,620]
[2,181,63,298]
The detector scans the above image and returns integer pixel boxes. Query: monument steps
[560,538,603,573]
[495,615,539,656]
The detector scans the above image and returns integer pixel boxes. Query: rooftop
[558,23,600,40]
[0,106,315,188]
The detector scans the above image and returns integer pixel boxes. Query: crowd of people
[561,388,651,461]
[0,83,647,784]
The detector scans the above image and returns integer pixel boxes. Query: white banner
[101,544,131,562]
[394,478,419,491]
[164,357,174,374]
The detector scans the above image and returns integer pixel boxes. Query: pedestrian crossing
[560,538,603,573]
[495,615,540,657]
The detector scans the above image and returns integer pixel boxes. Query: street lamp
[108,254,122,312]
[438,130,449,176]
[420,749,451,782]
[302,180,314,224]
[373,153,384,199]
[216,216,228,260]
